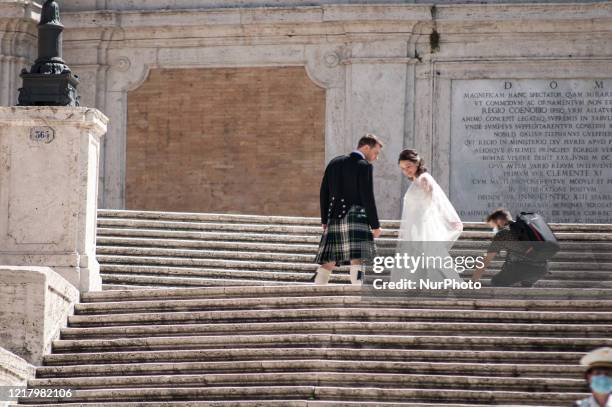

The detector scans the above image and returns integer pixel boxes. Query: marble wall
[3,1,612,221]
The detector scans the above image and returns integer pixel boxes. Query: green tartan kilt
[314,205,376,266]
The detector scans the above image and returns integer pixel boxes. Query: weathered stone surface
[3,2,612,222]
[35,357,582,378]
[0,266,79,366]
[56,0,610,11]
[21,279,608,405]
[0,107,108,292]
[0,0,612,220]
[92,210,612,289]
[55,1,612,221]
[0,346,35,407]
[450,79,612,223]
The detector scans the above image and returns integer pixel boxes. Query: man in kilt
[312,134,383,285]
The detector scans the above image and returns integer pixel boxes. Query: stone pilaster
[0,1,38,106]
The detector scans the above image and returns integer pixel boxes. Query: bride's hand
[449,221,463,231]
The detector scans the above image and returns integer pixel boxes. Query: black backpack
[509,212,561,261]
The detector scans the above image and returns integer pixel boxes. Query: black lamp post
[18,0,80,106]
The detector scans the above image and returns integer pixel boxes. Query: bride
[393,149,464,284]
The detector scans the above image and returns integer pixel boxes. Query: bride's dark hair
[398,149,427,177]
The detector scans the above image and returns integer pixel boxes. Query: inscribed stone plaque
[450,79,612,223]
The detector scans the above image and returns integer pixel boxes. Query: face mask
[590,374,612,394]
[492,227,499,233]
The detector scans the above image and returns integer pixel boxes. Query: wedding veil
[399,172,463,243]
[394,172,464,283]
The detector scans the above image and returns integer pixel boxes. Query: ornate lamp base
[18,72,80,107]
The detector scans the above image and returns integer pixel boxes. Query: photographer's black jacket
[319,152,380,229]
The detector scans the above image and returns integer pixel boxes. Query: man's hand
[472,267,485,282]
[472,252,497,282]
[372,228,382,238]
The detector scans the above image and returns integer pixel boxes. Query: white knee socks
[349,265,363,285]
[314,267,331,285]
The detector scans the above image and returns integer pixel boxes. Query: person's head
[486,208,513,230]
[357,134,383,162]
[581,348,612,395]
[398,149,427,180]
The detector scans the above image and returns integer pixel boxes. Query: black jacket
[320,152,380,229]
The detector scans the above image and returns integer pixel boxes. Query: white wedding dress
[393,172,464,284]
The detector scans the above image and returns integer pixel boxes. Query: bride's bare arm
[417,174,434,194]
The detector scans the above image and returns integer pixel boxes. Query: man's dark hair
[357,133,383,149]
[486,208,513,223]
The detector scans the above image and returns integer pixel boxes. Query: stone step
[96,236,612,253]
[97,254,612,273]
[102,284,180,290]
[97,255,320,271]
[100,263,612,287]
[97,227,320,243]
[34,359,583,379]
[98,263,611,280]
[99,263,607,284]
[80,284,612,302]
[97,219,357,236]
[98,270,612,289]
[65,306,612,327]
[78,295,612,312]
[59,320,612,339]
[51,333,612,353]
[460,269,611,280]
[42,347,586,366]
[96,218,612,241]
[106,273,308,290]
[98,273,612,289]
[100,265,334,281]
[97,237,320,253]
[97,209,612,232]
[97,226,612,244]
[96,245,612,263]
[98,264,612,282]
[96,246,320,262]
[13,385,586,405]
[495,279,612,288]
[99,210,389,227]
[99,274,312,287]
[95,273,515,289]
[9,401,553,407]
[27,372,585,392]
[73,295,612,314]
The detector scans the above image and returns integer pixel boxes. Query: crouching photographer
[472,208,559,287]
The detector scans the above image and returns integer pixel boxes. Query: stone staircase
[96,209,612,290]
[14,209,612,406]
